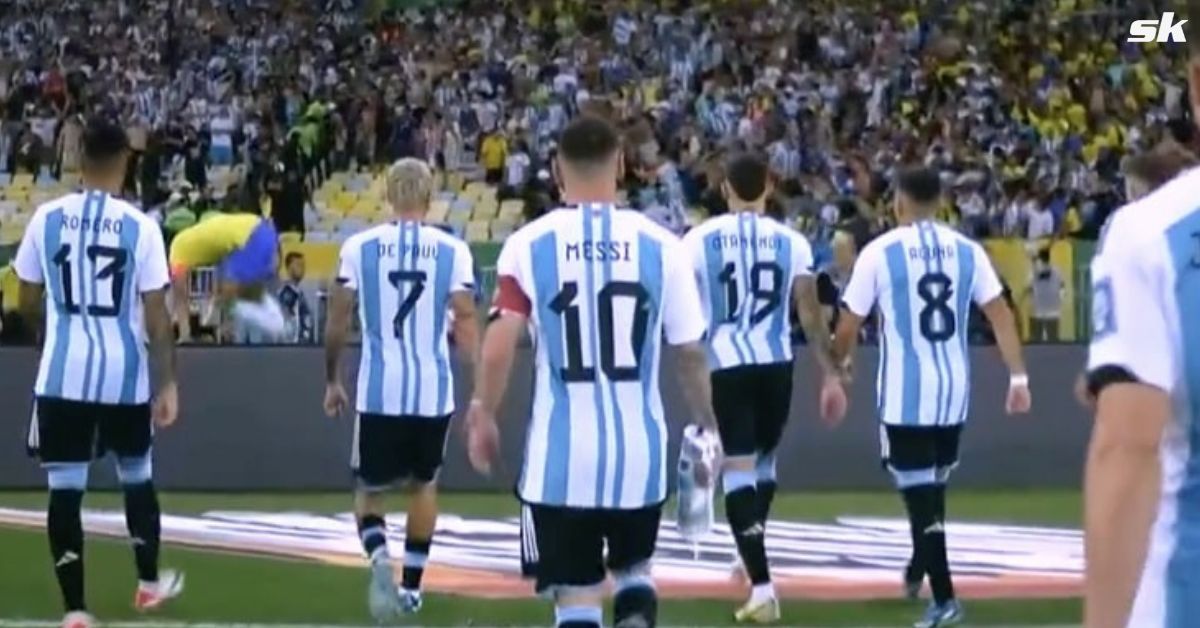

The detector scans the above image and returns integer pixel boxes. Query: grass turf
[0,491,1082,626]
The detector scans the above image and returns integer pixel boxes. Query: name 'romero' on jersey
[840,221,1002,427]
[13,190,169,405]
[492,204,706,510]
[682,212,814,370]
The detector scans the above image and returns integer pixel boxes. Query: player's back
[1088,166,1200,627]
[340,220,473,418]
[683,212,812,369]
[13,190,167,405]
[499,204,690,509]
[862,221,988,426]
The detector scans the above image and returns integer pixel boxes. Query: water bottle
[676,425,719,555]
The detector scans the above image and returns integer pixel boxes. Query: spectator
[480,129,507,185]
[278,252,315,345]
[1025,250,1066,343]
[502,139,531,201]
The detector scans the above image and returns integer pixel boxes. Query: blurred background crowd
[0,0,1189,345]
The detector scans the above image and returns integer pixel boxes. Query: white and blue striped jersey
[13,190,169,405]
[1086,167,1200,628]
[682,212,814,370]
[841,221,1002,427]
[336,221,475,418]
[493,205,706,509]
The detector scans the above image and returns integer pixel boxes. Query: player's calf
[723,464,776,619]
[47,464,88,615]
[555,587,605,628]
[754,452,777,526]
[613,569,657,628]
[118,456,161,585]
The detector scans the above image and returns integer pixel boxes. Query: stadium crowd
[0,0,1191,343]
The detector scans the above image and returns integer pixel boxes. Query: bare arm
[672,340,718,431]
[171,272,192,341]
[449,291,480,368]
[323,283,355,385]
[792,275,837,376]
[142,288,177,392]
[980,296,1027,376]
[1085,382,1168,628]
[831,308,864,369]
[472,313,523,415]
[18,280,44,349]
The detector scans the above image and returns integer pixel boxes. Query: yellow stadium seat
[332,191,357,212]
[465,222,490,243]
[445,172,465,193]
[279,232,303,245]
[0,225,25,245]
[10,174,34,190]
[59,172,81,187]
[427,200,450,223]
[473,200,499,220]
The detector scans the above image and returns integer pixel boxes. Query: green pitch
[0,490,1082,626]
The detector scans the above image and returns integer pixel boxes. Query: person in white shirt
[832,167,1029,628]
[465,116,718,628]
[324,158,479,622]
[1083,32,1200,628]
[503,141,531,198]
[13,117,181,628]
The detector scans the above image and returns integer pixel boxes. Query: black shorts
[712,362,794,458]
[519,502,661,594]
[28,397,152,464]
[879,424,963,486]
[352,413,452,489]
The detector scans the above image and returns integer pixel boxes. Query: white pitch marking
[0,622,1081,628]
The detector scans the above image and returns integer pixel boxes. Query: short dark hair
[896,167,942,205]
[82,116,129,165]
[285,252,304,266]
[724,152,770,202]
[558,115,620,168]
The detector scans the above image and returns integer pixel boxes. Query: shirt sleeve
[1086,244,1175,392]
[12,209,45,284]
[137,221,171,293]
[791,232,815,278]
[336,238,360,290]
[450,241,476,293]
[840,244,878,317]
[492,232,531,317]
[971,246,1005,305]
[661,237,706,345]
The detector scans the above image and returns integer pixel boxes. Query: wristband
[1010,374,1029,388]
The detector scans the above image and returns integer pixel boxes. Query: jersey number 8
[916,272,955,342]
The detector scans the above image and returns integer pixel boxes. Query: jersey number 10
[52,243,129,317]
[549,280,651,383]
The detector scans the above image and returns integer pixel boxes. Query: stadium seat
[0,173,10,187]
[279,232,303,245]
[465,222,490,243]
[11,173,34,190]
[427,200,450,223]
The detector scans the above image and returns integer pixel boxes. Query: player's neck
[728,203,764,214]
[562,188,618,206]
[80,174,122,196]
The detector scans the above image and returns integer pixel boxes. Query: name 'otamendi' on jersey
[682,212,814,370]
[337,220,475,418]
[492,204,706,510]
[1086,166,1200,628]
[841,220,1003,427]
[12,190,170,405]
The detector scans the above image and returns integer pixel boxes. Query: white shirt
[505,152,530,188]
[1086,167,1200,628]
[337,221,475,417]
[683,213,814,369]
[493,205,705,509]
[1026,207,1055,240]
[842,221,1003,426]
[14,190,169,404]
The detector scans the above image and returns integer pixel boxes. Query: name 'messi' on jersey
[841,221,1004,428]
[337,220,476,418]
[13,190,170,405]
[682,212,815,371]
[491,204,706,510]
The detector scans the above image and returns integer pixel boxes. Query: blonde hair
[385,158,434,214]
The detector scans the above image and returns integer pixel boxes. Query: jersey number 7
[387,270,427,337]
